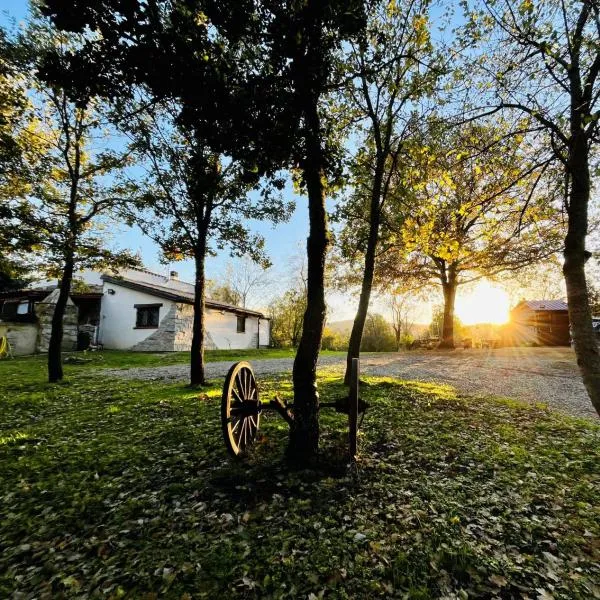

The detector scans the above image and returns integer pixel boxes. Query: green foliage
[207,282,242,307]
[360,313,397,352]
[0,357,598,597]
[399,332,415,349]
[3,18,138,279]
[333,0,440,291]
[428,305,464,340]
[321,327,348,351]
[123,101,291,270]
[0,255,30,292]
[269,288,307,348]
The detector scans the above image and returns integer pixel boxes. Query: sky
[1,1,531,326]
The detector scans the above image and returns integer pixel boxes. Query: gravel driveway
[102,347,597,420]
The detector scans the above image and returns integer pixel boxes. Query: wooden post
[348,357,359,458]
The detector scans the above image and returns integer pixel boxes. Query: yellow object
[0,336,13,359]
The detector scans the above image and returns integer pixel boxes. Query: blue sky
[0,1,361,316]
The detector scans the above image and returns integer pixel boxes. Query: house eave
[101,275,266,318]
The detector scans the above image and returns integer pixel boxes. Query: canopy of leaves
[269,287,307,348]
[122,100,292,268]
[41,0,366,185]
[2,18,138,278]
[373,118,564,291]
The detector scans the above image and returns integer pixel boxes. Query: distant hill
[328,319,429,338]
[327,320,354,335]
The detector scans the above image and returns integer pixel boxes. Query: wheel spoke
[237,418,246,448]
[249,416,258,439]
[242,418,248,448]
[236,373,245,400]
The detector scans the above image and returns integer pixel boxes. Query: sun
[455,281,510,325]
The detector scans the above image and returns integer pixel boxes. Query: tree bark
[47,254,74,382]
[344,161,385,384]
[289,100,329,463]
[439,274,457,349]
[563,130,600,416]
[190,233,208,386]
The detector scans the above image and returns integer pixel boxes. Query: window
[1,299,34,322]
[237,315,246,333]
[16,301,30,315]
[134,304,161,328]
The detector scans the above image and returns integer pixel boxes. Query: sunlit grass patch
[0,431,35,446]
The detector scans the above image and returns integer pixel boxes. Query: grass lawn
[0,356,599,598]
[16,347,344,371]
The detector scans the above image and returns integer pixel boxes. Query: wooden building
[507,300,570,346]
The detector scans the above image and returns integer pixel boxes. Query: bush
[321,327,348,351]
[360,314,396,352]
[400,333,415,349]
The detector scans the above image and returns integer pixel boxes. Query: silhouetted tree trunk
[289,98,328,462]
[439,267,457,349]
[563,127,600,416]
[344,161,384,384]
[47,252,74,382]
[190,234,207,386]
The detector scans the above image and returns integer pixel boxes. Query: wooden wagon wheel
[221,361,260,456]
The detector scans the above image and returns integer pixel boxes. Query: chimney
[169,270,179,280]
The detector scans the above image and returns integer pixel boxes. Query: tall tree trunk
[289,100,329,463]
[344,162,384,384]
[563,131,600,416]
[190,237,207,386]
[47,255,74,383]
[439,276,457,349]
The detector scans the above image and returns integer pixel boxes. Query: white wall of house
[259,317,270,347]
[99,283,174,349]
[206,307,258,349]
[99,280,270,350]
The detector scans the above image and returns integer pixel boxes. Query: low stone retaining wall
[4,322,38,356]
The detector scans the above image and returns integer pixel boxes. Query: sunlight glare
[455,281,510,325]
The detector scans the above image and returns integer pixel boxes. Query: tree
[207,282,242,307]
[269,287,307,348]
[460,0,600,414]
[0,257,31,292]
[123,101,288,385]
[428,305,463,342]
[0,30,40,287]
[321,326,348,351]
[214,258,273,309]
[42,0,366,461]
[5,20,137,382]
[360,313,396,352]
[378,119,562,348]
[389,287,420,350]
[334,0,438,383]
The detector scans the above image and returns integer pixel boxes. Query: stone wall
[3,322,38,356]
[131,302,219,352]
[130,304,177,351]
[173,304,193,351]
[35,290,78,353]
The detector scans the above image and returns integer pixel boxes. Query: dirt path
[101,347,597,420]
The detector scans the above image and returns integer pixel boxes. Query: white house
[0,267,270,354]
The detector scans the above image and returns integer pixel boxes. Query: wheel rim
[221,361,260,456]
